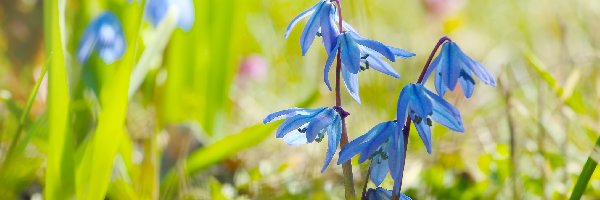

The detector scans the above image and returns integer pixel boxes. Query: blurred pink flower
[238,54,267,82]
[423,0,464,17]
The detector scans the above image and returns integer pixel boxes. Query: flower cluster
[264,0,495,199]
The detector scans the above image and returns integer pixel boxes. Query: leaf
[44,0,76,199]
[570,136,600,200]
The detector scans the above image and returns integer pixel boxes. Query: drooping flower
[285,0,339,55]
[324,31,415,103]
[337,121,403,186]
[77,12,126,64]
[423,40,496,98]
[365,187,412,200]
[396,83,464,154]
[263,107,342,172]
[145,0,195,31]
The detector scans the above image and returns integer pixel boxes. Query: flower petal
[396,85,412,127]
[423,88,464,132]
[409,84,433,118]
[455,44,497,87]
[370,154,389,186]
[349,32,396,62]
[284,2,319,38]
[434,66,447,97]
[323,38,340,91]
[306,108,337,142]
[342,65,361,104]
[340,33,362,74]
[263,107,313,124]
[443,42,461,90]
[338,132,371,164]
[77,12,126,64]
[422,50,442,84]
[322,115,342,172]
[275,114,312,138]
[319,2,338,53]
[459,71,476,98]
[364,56,400,78]
[283,128,309,146]
[300,1,326,55]
[387,129,405,183]
[414,121,432,154]
[359,122,394,163]
[388,46,416,59]
[172,0,195,31]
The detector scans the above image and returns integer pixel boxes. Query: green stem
[569,136,600,200]
[6,64,47,159]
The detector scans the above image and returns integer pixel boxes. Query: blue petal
[300,1,326,55]
[306,108,337,142]
[172,0,195,31]
[338,132,371,164]
[434,66,447,97]
[364,56,400,78]
[387,129,405,183]
[369,151,389,186]
[366,187,392,200]
[348,32,395,62]
[340,33,362,74]
[77,12,126,64]
[342,65,361,104]
[423,88,465,132]
[444,42,462,90]
[283,129,309,146]
[459,71,475,98]
[276,114,312,138]
[263,107,314,124]
[145,0,168,27]
[396,85,412,128]
[342,21,357,33]
[322,115,342,172]
[388,46,416,58]
[319,2,338,53]
[414,121,432,154]
[454,44,497,87]
[284,2,319,38]
[409,84,433,118]
[323,38,340,91]
[359,122,395,163]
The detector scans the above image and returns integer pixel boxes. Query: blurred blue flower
[324,31,415,103]
[338,121,400,186]
[77,12,126,64]
[423,40,496,98]
[263,107,342,172]
[365,187,412,200]
[396,83,464,154]
[285,0,338,55]
[145,0,195,31]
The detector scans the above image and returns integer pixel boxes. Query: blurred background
[1,0,600,199]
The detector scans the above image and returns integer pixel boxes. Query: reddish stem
[332,0,356,199]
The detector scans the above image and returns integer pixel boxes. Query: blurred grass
[0,0,599,199]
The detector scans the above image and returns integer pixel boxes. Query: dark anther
[361,54,369,59]
[426,118,433,126]
[413,116,422,124]
[297,127,308,133]
[316,32,322,37]
[333,106,350,118]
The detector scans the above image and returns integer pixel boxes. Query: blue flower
[338,121,402,186]
[396,83,464,154]
[324,31,415,103]
[285,0,339,55]
[365,187,412,200]
[145,0,195,31]
[263,107,342,172]
[77,12,126,64]
[423,40,496,98]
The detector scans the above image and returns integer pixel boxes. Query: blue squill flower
[285,0,339,55]
[263,107,342,172]
[423,40,496,98]
[145,0,195,31]
[338,121,401,186]
[324,31,415,103]
[365,187,412,200]
[396,83,464,154]
[77,12,126,64]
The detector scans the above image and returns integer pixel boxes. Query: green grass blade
[44,0,75,199]
[75,3,144,200]
[570,137,600,200]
